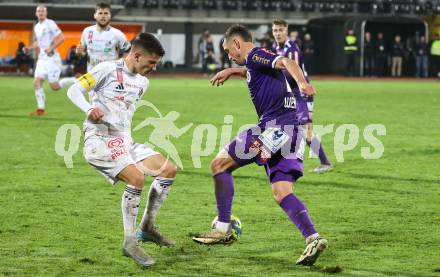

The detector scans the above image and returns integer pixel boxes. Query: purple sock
[213,172,234,223]
[309,137,331,165]
[279,193,317,239]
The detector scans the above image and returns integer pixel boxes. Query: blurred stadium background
[0,0,440,77]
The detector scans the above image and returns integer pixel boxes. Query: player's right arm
[76,29,87,56]
[25,32,39,51]
[210,67,246,86]
[275,57,315,96]
[67,62,111,121]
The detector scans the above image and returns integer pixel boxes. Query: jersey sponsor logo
[252,54,270,65]
[78,73,96,90]
[114,95,125,101]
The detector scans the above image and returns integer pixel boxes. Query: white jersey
[34,18,62,61]
[76,59,148,140]
[81,25,131,71]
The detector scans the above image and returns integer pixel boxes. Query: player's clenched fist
[87,107,104,122]
[299,83,316,96]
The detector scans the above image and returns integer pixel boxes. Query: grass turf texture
[0,77,439,276]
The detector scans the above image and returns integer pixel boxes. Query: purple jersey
[275,40,312,124]
[245,47,297,126]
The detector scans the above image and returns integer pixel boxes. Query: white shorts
[83,135,159,185]
[34,58,61,83]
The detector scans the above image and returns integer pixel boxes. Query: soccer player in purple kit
[272,19,333,173]
[192,24,328,266]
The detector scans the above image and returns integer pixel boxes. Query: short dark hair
[272,19,288,27]
[224,24,252,42]
[96,2,111,11]
[131,33,165,57]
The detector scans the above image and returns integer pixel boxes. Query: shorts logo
[107,137,124,148]
[108,138,126,160]
[78,73,96,90]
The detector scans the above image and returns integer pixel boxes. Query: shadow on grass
[0,113,79,122]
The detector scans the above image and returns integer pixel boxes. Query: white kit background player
[67,33,176,268]
[27,5,76,116]
[76,2,131,71]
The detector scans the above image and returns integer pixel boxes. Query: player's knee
[130,173,145,188]
[272,191,287,204]
[50,83,60,91]
[161,162,177,178]
[33,79,42,88]
[210,157,227,175]
[272,184,294,204]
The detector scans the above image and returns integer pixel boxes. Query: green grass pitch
[0,76,439,276]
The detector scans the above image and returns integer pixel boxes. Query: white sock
[58,77,76,89]
[140,177,174,230]
[305,233,320,244]
[35,87,45,109]
[215,221,231,233]
[121,185,142,242]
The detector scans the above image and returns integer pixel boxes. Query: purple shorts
[226,125,305,184]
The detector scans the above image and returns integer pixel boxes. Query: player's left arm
[46,21,64,55]
[210,67,246,86]
[47,33,64,54]
[274,57,315,96]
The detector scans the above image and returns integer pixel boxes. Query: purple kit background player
[272,19,333,174]
[192,24,328,266]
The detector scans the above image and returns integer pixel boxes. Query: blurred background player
[67,33,175,268]
[27,5,76,116]
[272,19,332,173]
[76,2,131,72]
[192,24,328,267]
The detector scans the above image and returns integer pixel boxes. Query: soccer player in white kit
[67,33,176,268]
[76,2,131,71]
[27,5,76,116]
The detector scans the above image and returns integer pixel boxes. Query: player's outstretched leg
[49,77,76,92]
[119,166,154,268]
[137,156,177,247]
[273,181,328,266]
[192,153,239,245]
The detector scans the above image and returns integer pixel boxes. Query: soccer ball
[211,215,242,240]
